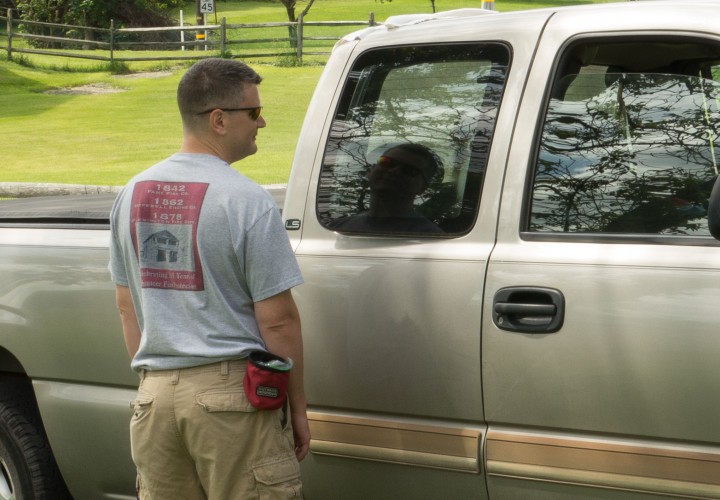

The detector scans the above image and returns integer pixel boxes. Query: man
[329,143,444,234]
[109,58,309,499]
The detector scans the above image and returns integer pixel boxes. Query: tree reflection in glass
[531,72,720,235]
[317,44,509,236]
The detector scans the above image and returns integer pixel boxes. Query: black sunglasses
[377,155,426,179]
[196,106,263,121]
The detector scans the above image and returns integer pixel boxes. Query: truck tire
[0,382,71,500]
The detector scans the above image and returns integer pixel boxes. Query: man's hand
[291,411,311,461]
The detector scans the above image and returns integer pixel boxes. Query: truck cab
[1,2,720,499]
[284,3,720,498]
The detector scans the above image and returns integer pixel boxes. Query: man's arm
[254,289,310,461]
[115,285,141,359]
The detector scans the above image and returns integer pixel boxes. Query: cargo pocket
[130,393,154,422]
[253,455,302,499]
[196,390,256,413]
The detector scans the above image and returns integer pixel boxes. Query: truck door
[484,4,720,498]
[286,13,551,500]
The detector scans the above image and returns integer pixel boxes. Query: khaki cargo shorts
[130,359,302,499]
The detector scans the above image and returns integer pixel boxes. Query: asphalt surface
[0,185,288,221]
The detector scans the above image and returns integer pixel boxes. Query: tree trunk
[282,1,297,47]
[281,0,315,49]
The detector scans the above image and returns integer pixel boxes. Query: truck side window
[317,44,510,237]
[530,39,720,237]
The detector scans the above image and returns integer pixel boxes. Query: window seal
[520,231,720,247]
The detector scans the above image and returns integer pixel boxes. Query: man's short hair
[177,58,262,122]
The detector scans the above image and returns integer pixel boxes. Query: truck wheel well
[0,370,72,499]
[0,347,25,376]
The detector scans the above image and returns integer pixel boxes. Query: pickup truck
[2,2,720,499]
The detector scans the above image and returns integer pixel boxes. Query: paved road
[0,184,288,219]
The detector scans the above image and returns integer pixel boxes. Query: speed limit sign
[200,0,214,14]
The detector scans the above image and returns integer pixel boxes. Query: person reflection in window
[330,143,444,234]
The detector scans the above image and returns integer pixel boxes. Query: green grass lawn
[0,63,322,185]
[0,0,619,186]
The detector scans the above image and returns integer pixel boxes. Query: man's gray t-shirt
[109,153,303,372]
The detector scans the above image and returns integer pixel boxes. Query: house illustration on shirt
[141,230,179,264]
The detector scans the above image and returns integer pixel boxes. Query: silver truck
[2,2,720,498]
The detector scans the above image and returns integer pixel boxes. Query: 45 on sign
[200,0,214,14]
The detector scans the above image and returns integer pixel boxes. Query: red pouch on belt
[243,350,292,410]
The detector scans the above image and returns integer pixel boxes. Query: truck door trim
[308,411,483,473]
[486,429,720,498]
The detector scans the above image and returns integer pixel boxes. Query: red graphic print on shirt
[130,181,209,291]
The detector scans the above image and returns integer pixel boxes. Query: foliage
[107,60,131,74]
[1,1,16,14]
[14,0,184,49]
[278,0,317,22]
[15,0,183,29]
[276,54,302,67]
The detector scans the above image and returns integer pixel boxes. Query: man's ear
[208,109,228,136]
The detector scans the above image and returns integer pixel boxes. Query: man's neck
[180,136,228,163]
[367,195,416,218]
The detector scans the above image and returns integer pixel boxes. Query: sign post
[199,0,214,51]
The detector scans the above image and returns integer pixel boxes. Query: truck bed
[0,187,286,227]
[0,194,115,226]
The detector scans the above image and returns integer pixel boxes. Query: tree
[15,0,182,47]
[1,0,16,14]
[279,0,317,48]
[16,0,182,30]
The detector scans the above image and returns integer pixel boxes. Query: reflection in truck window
[327,143,444,234]
[317,43,510,237]
[530,39,720,236]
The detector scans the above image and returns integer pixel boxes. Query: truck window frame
[523,35,720,246]
[316,42,512,238]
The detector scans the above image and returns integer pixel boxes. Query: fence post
[369,12,375,27]
[7,9,12,61]
[180,10,186,51]
[220,17,226,55]
[109,19,115,64]
[204,14,209,51]
[296,13,303,65]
